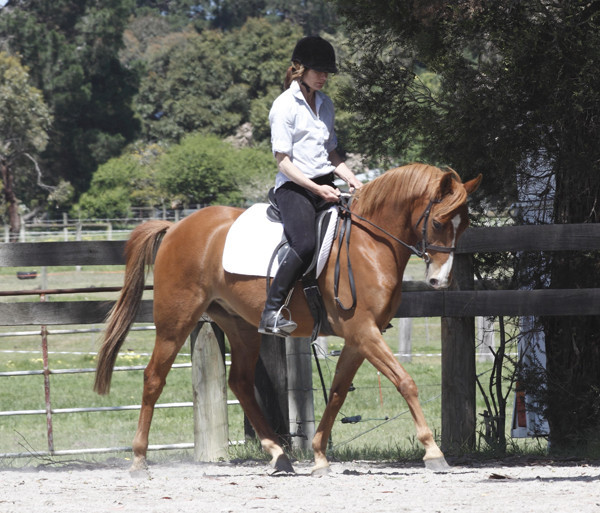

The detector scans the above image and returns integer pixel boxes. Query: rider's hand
[318,184,342,203]
[348,176,363,193]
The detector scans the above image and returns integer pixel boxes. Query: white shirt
[269,80,338,189]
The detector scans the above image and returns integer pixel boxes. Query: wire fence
[0,316,449,460]
[0,324,242,460]
[7,210,200,243]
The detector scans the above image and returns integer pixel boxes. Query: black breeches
[274,174,335,272]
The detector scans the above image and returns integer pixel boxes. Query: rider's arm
[275,152,340,202]
[329,150,363,192]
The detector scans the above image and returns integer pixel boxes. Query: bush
[157,133,275,207]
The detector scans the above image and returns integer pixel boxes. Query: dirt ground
[1,457,599,513]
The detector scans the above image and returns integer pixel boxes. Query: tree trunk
[0,157,21,242]
[542,153,600,451]
[542,255,600,450]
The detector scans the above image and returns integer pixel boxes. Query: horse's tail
[94,220,172,395]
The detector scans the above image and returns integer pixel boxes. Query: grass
[0,258,544,467]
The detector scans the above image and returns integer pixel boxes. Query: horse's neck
[353,208,413,279]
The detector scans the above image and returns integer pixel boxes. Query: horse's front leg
[359,326,449,470]
[311,345,364,476]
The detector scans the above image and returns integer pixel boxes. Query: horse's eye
[432,220,443,230]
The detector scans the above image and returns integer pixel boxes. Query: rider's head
[284,36,337,89]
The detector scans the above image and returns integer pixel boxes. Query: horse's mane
[353,163,468,221]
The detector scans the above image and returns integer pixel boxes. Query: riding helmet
[291,36,337,73]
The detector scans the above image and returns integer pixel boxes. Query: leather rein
[333,194,455,311]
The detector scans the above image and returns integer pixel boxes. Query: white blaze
[426,213,461,288]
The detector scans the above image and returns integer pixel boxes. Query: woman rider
[258,36,363,337]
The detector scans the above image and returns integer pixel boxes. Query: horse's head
[412,171,482,289]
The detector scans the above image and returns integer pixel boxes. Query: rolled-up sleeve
[269,97,294,157]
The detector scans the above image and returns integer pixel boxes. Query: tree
[0,52,52,239]
[74,143,165,219]
[134,18,302,143]
[157,132,275,207]
[0,0,140,195]
[189,0,339,34]
[333,0,600,451]
[75,134,275,217]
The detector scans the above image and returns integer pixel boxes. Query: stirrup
[258,306,297,337]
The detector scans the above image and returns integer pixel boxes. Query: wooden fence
[1,222,599,457]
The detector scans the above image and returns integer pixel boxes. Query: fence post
[286,337,315,451]
[397,318,413,362]
[397,274,413,362]
[441,253,476,453]
[191,321,228,461]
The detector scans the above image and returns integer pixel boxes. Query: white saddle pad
[222,203,338,278]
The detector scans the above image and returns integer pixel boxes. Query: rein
[333,194,455,311]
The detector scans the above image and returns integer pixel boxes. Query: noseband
[413,198,456,264]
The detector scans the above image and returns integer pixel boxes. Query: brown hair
[283,61,306,90]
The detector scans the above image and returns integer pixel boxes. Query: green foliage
[0,0,139,192]
[234,143,278,205]
[0,52,52,158]
[0,51,54,227]
[134,18,302,143]
[157,133,275,207]
[333,0,600,451]
[183,0,339,34]
[75,133,275,217]
[74,143,164,218]
[76,186,133,219]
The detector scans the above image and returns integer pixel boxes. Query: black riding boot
[258,247,305,337]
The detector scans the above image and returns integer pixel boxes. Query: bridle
[413,198,457,262]
[334,194,456,311]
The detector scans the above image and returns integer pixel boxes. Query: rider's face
[302,69,329,91]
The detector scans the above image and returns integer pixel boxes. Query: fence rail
[1,222,599,458]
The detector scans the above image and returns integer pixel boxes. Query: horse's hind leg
[131,313,200,472]
[217,315,294,473]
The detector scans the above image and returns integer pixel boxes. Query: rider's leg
[258,246,305,336]
[258,182,316,337]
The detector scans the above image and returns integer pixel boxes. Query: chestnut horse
[94,163,481,475]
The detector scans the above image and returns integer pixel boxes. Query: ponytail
[283,62,305,90]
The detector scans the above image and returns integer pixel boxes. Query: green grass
[0,259,541,467]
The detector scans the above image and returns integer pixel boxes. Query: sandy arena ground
[1,457,599,513]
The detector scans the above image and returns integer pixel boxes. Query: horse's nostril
[429,278,439,288]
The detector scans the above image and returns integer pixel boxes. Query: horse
[94,163,481,475]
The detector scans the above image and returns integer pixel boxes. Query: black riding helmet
[291,36,337,73]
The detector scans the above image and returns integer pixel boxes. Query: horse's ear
[439,172,455,198]
[463,174,483,195]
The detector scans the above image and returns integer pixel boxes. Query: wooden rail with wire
[1,222,599,458]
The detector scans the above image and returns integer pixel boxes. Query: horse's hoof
[424,456,451,472]
[271,454,295,474]
[129,457,149,478]
[310,464,331,477]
